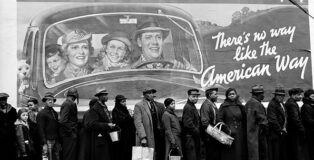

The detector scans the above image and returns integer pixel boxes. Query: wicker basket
[206,122,234,146]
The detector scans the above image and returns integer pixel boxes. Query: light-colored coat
[133,98,165,148]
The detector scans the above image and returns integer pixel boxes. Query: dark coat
[182,100,201,160]
[162,108,182,160]
[59,98,78,160]
[267,98,287,160]
[36,106,59,145]
[81,101,114,160]
[245,97,268,160]
[0,104,17,160]
[112,103,135,160]
[301,98,314,160]
[200,99,219,141]
[15,119,35,159]
[218,100,247,160]
[59,98,78,137]
[285,98,309,160]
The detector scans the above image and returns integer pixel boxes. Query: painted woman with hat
[267,86,288,160]
[0,93,18,160]
[61,29,93,79]
[59,88,79,160]
[131,17,196,71]
[112,95,135,160]
[93,32,133,72]
[36,92,60,160]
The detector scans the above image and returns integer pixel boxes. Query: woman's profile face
[228,90,237,101]
[66,40,90,67]
[47,53,66,75]
[106,40,127,63]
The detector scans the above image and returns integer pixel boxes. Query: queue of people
[1,84,314,160]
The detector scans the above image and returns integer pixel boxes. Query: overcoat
[267,98,287,160]
[245,97,268,160]
[285,98,309,160]
[112,103,136,160]
[133,98,165,148]
[218,100,247,160]
[301,97,314,160]
[15,119,35,159]
[182,100,201,160]
[162,108,182,160]
[59,98,78,160]
[82,101,115,160]
[0,104,17,160]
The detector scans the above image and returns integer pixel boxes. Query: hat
[42,92,56,102]
[250,85,264,94]
[61,29,92,51]
[0,93,9,99]
[205,87,218,93]
[272,86,286,95]
[288,88,304,96]
[133,17,170,42]
[115,95,127,101]
[143,88,157,95]
[95,88,109,97]
[102,32,133,52]
[66,88,79,97]
[188,88,201,95]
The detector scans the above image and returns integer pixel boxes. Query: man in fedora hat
[245,85,268,160]
[267,86,287,160]
[285,88,309,160]
[82,87,116,160]
[93,31,133,72]
[131,17,196,71]
[59,88,79,160]
[0,93,18,160]
[133,88,165,160]
[61,29,93,79]
[37,92,61,160]
[182,88,201,160]
[200,87,221,160]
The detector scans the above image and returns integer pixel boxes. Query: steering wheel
[135,60,174,69]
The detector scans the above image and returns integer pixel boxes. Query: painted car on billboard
[18,3,312,117]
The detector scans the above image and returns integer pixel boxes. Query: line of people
[1,84,314,160]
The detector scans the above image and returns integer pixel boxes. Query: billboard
[16,0,312,112]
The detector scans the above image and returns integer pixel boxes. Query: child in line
[15,108,35,160]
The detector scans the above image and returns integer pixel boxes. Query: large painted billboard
[17,1,312,113]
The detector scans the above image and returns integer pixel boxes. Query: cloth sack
[132,146,154,160]
[169,147,182,160]
[206,122,234,146]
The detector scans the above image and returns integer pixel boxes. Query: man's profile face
[137,31,163,61]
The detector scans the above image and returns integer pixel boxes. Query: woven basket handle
[213,122,225,131]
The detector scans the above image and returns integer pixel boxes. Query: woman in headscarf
[112,95,135,160]
[218,88,247,160]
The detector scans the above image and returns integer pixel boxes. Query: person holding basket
[162,98,182,160]
[218,88,247,160]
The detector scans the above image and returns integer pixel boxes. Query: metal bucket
[109,129,121,142]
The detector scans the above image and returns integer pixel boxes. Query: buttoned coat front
[133,98,165,148]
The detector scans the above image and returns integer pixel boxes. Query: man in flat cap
[182,88,201,160]
[82,88,116,160]
[245,85,268,160]
[133,88,165,160]
[37,92,60,160]
[267,86,287,160]
[132,17,196,71]
[0,93,18,160]
[61,29,93,79]
[59,88,79,160]
[200,88,221,160]
[285,88,309,160]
